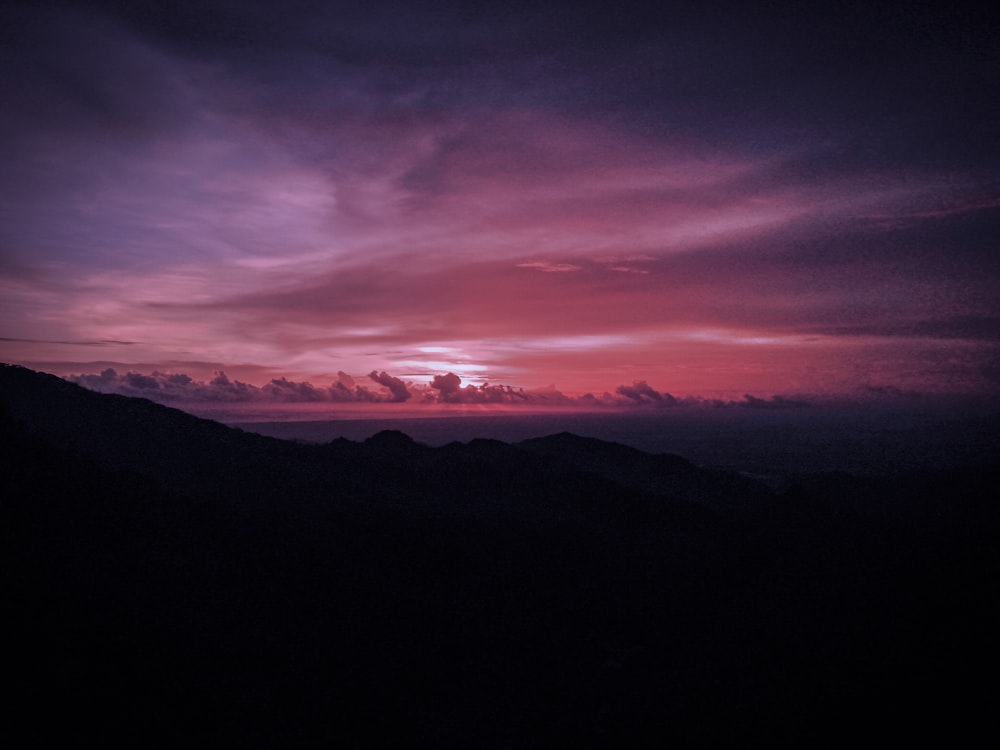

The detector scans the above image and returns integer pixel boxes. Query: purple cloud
[368,371,412,402]
[616,381,678,406]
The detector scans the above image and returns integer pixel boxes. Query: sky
[2,0,999,410]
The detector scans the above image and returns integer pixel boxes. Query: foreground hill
[2,364,998,747]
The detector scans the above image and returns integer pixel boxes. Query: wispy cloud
[516,261,583,273]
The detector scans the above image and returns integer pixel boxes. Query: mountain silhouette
[518,431,773,513]
[3,363,998,747]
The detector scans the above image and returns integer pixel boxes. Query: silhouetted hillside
[3,364,998,747]
[518,431,773,514]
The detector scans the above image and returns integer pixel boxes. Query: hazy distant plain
[228,404,999,479]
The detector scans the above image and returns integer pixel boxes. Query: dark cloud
[261,376,331,402]
[805,317,1000,342]
[0,5,188,138]
[367,370,412,402]
[616,381,678,406]
[429,372,462,399]
[10,1,996,168]
[124,371,160,389]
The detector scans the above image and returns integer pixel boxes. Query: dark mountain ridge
[3,364,998,747]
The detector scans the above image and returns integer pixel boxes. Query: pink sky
[2,2,998,409]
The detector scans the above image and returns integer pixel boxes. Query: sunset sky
[2,1,998,408]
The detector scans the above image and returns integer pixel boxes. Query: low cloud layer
[67,368,816,411]
[71,368,393,403]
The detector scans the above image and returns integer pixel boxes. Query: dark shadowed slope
[3,364,999,747]
[518,431,773,513]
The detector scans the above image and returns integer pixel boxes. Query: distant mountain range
[3,363,998,747]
